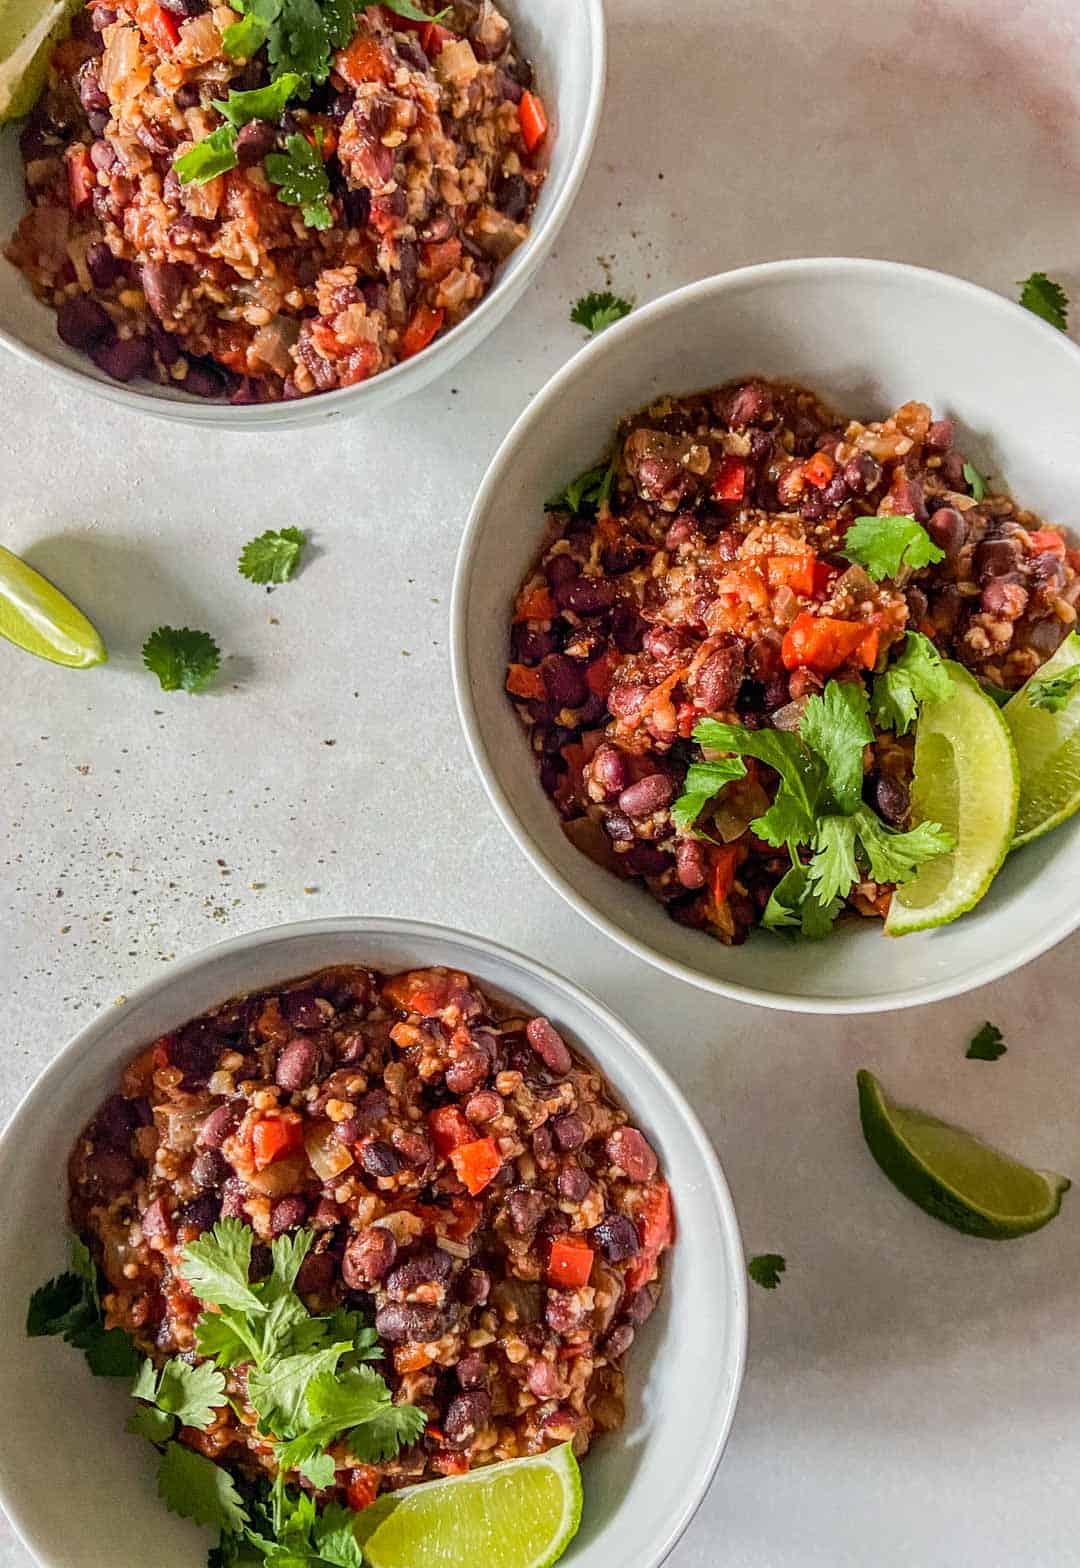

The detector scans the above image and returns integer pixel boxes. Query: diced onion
[304,1120,353,1182]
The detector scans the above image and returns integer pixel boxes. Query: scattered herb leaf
[142,627,222,694]
[1018,272,1069,332]
[238,527,308,585]
[174,125,239,186]
[157,1442,250,1534]
[570,291,633,335]
[671,757,747,835]
[967,1021,1007,1061]
[800,679,873,815]
[841,514,945,581]
[265,130,333,228]
[545,458,616,516]
[870,631,952,736]
[26,1240,140,1377]
[748,1254,786,1290]
[1028,663,1080,714]
[962,461,986,502]
[133,1355,229,1431]
[382,0,451,20]
[212,73,300,127]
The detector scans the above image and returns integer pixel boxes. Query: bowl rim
[450,255,1080,1014]
[0,0,607,426]
[0,913,748,1568]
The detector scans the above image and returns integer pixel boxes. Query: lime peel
[0,0,82,122]
[885,660,1017,935]
[857,1069,1069,1239]
[0,544,107,667]
[361,1444,583,1568]
[1005,631,1080,846]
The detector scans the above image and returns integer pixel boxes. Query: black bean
[397,239,419,301]
[541,655,588,709]
[361,1139,401,1178]
[296,1250,336,1296]
[494,172,529,220]
[177,1192,220,1233]
[625,842,671,877]
[927,507,966,557]
[190,1148,229,1189]
[385,1246,452,1297]
[552,1112,585,1152]
[507,1188,548,1234]
[78,62,108,114]
[557,1162,591,1202]
[270,1195,308,1235]
[445,1048,489,1095]
[375,1302,442,1344]
[443,1391,491,1447]
[555,576,616,616]
[174,82,201,108]
[86,241,122,289]
[235,119,277,165]
[90,332,153,383]
[975,536,1023,583]
[693,643,745,712]
[874,775,909,827]
[182,359,227,399]
[592,1213,640,1262]
[343,185,372,228]
[141,260,183,320]
[603,810,635,844]
[602,1323,635,1359]
[342,1226,397,1288]
[457,1267,490,1306]
[57,295,111,351]
[455,1353,488,1390]
[842,452,882,495]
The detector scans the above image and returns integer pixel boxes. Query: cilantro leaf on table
[852,807,953,886]
[1018,272,1070,332]
[671,757,747,834]
[239,527,308,585]
[545,458,616,516]
[841,514,945,581]
[213,73,301,127]
[748,1254,786,1290]
[1028,663,1080,713]
[570,291,633,335]
[962,461,986,502]
[800,679,873,814]
[870,631,952,736]
[174,126,239,186]
[157,1442,249,1534]
[132,1355,229,1431]
[143,627,222,694]
[967,1021,1007,1061]
[265,131,333,228]
[26,1239,140,1377]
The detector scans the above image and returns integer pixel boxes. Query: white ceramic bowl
[0,1,605,428]
[0,917,746,1568]
[452,258,1080,1013]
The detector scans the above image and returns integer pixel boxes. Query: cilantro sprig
[962,461,986,503]
[239,527,307,584]
[870,631,952,736]
[672,675,954,937]
[748,1253,786,1290]
[1028,663,1080,714]
[142,627,221,693]
[26,1237,140,1377]
[174,126,241,186]
[265,130,333,229]
[1018,272,1070,333]
[130,1355,228,1435]
[545,457,616,516]
[967,1021,1007,1061]
[570,291,633,335]
[841,514,945,581]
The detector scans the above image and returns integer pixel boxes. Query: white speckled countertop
[4,1,1080,1563]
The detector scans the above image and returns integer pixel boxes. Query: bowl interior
[0,0,602,422]
[0,920,746,1568]
[455,260,1080,1010]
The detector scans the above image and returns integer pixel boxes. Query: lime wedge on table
[361,1445,582,1568]
[0,0,81,123]
[0,544,106,667]
[1005,631,1080,846]
[884,661,1017,935]
[857,1069,1070,1239]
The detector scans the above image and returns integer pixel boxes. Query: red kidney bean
[525,1358,561,1399]
[618,773,674,818]
[465,1089,503,1124]
[926,419,954,452]
[235,119,276,166]
[85,242,122,290]
[281,988,326,1030]
[270,1195,308,1235]
[445,1048,490,1095]
[90,333,153,383]
[592,1213,640,1262]
[444,1391,491,1446]
[458,1267,491,1306]
[556,576,616,616]
[874,776,909,827]
[140,262,183,321]
[544,1289,588,1335]
[532,1123,556,1165]
[539,755,566,797]
[508,1188,548,1234]
[57,296,111,352]
[643,625,688,662]
[141,1196,172,1239]
[602,810,635,844]
[665,516,693,549]
[89,138,116,172]
[626,1284,658,1326]
[312,1197,343,1230]
[456,1354,489,1390]
[723,380,774,428]
[526,1017,572,1076]
[541,655,588,709]
[190,1148,229,1189]
[77,62,108,114]
[342,1227,397,1288]
[220,1176,249,1220]
[392,1129,431,1167]
[275,1037,318,1091]
[557,1162,591,1202]
[552,1112,586,1152]
[982,579,1029,619]
[333,1116,364,1147]
[606,1127,658,1182]
[296,1250,336,1296]
[93,1093,145,1150]
[975,534,1023,583]
[843,452,882,494]
[693,644,745,712]
[83,1149,134,1199]
[602,1323,635,1359]
[588,744,629,801]
[375,1302,442,1343]
[354,1088,390,1126]
[545,553,578,588]
[675,838,707,889]
[361,1139,401,1178]
[625,842,671,877]
[607,679,648,720]
[513,624,556,665]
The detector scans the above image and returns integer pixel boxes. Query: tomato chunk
[518,90,548,153]
[781,612,879,673]
[145,4,179,51]
[251,1115,303,1170]
[66,145,95,211]
[626,1181,674,1292]
[506,662,546,700]
[450,1136,502,1196]
[803,451,835,489]
[707,843,739,906]
[345,1465,379,1511]
[711,456,747,503]
[513,585,556,622]
[400,303,445,360]
[429,1106,475,1157]
[547,1235,594,1289]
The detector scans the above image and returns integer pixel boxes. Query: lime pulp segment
[0,544,106,667]
[0,0,81,122]
[885,661,1018,935]
[1005,631,1080,846]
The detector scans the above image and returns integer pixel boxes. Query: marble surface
[4,0,1080,1563]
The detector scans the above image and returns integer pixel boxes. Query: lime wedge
[885,661,1017,935]
[857,1069,1070,1239]
[361,1445,583,1568]
[1004,631,1080,846]
[0,0,81,123]
[0,544,106,667]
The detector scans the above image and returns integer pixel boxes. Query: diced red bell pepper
[585,648,620,700]
[1028,528,1066,558]
[547,1235,594,1289]
[145,3,179,51]
[345,1465,379,1511]
[711,456,747,503]
[506,662,546,700]
[251,1115,303,1170]
[421,21,455,53]
[513,585,556,622]
[450,1136,502,1196]
[400,303,445,360]
[66,145,95,212]
[337,32,391,84]
[781,612,879,673]
[766,553,816,595]
[708,843,739,906]
[803,451,835,489]
[423,237,462,281]
[518,90,548,153]
[625,1181,674,1292]
[428,1106,475,1158]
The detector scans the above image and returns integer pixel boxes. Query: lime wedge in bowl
[1004,631,1080,847]
[0,0,81,122]
[885,661,1018,935]
[361,1445,582,1568]
[0,544,106,667]
[857,1069,1070,1239]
